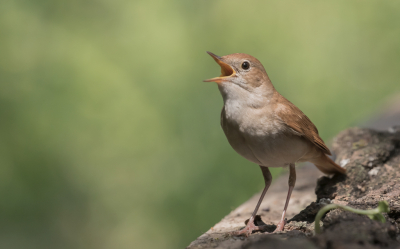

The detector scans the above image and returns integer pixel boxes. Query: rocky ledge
[187,127,400,249]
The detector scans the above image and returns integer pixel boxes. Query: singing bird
[204,52,345,236]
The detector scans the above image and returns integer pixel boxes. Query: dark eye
[241,61,250,70]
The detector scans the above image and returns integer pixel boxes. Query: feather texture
[273,92,332,156]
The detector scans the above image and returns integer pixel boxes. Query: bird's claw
[230,221,268,237]
[273,219,286,233]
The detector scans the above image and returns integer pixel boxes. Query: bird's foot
[230,217,269,237]
[273,219,286,233]
[230,223,262,237]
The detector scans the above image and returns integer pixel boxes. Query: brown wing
[274,93,331,155]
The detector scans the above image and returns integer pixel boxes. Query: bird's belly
[225,126,310,167]
[246,134,310,167]
[224,127,264,165]
[221,106,311,167]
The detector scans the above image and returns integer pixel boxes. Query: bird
[204,52,346,237]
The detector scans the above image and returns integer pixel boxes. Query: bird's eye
[241,61,250,70]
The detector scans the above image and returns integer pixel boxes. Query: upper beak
[203,51,236,83]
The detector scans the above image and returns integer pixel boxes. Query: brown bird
[204,52,345,236]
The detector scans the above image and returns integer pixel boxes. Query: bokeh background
[1,1,400,248]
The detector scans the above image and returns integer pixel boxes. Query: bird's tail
[312,153,346,175]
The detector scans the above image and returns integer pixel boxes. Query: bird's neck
[218,82,275,123]
[218,82,274,108]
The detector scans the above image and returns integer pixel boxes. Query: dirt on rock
[311,127,400,249]
[187,127,400,249]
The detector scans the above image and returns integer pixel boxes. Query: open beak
[203,51,236,83]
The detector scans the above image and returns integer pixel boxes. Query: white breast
[222,92,311,168]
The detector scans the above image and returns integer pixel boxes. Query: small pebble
[388,125,400,134]
[319,198,331,205]
[368,167,381,176]
[340,158,350,167]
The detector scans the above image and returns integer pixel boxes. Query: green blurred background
[1,0,400,248]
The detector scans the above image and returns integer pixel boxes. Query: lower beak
[204,51,236,83]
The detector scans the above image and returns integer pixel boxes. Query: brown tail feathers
[312,153,346,175]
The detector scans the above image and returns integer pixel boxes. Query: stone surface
[186,163,322,249]
[187,127,400,249]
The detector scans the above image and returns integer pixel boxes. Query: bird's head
[204,52,274,100]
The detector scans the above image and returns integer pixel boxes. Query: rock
[187,127,400,249]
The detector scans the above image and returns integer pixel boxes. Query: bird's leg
[274,163,296,232]
[231,166,272,237]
